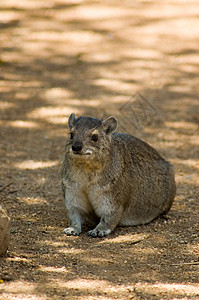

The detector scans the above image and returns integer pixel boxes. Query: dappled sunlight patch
[0,10,23,25]
[27,106,69,125]
[15,92,33,101]
[94,78,132,92]
[79,297,119,300]
[175,169,198,185]
[2,294,46,300]
[19,40,53,57]
[20,196,48,205]
[187,243,199,256]
[130,246,160,257]
[39,240,85,254]
[133,282,199,297]
[35,176,46,186]
[7,256,30,264]
[14,160,59,170]
[178,62,199,74]
[93,78,121,90]
[57,248,84,255]
[0,101,16,111]
[83,256,110,265]
[130,48,162,60]
[0,281,35,294]
[1,0,54,10]
[27,106,83,125]
[189,135,199,146]
[55,5,128,21]
[38,266,69,274]
[42,90,102,111]
[165,121,198,131]
[144,127,174,138]
[167,84,193,94]
[69,99,102,108]
[174,159,199,170]
[30,31,104,45]
[43,241,65,247]
[43,88,73,103]
[99,233,150,245]
[27,99,102,123]
[56,278,127,295]
[0,284,46,300]
[85,52,116,63]
[6,120,39,129]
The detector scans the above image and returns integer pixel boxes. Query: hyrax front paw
[88,228,111,237]
[63,227,81,236]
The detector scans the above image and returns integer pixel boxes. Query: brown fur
[62,114,176,237]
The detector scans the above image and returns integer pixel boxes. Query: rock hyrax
[62,113,176,237]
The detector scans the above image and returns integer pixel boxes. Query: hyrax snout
[62,113,176,237]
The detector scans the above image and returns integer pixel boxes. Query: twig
[171,262,199,266]
[0,182,12,193]
[9,190,18,194]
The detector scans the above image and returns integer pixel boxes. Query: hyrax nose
[72,142,83,152]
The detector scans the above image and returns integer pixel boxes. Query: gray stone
[0,206,10,256]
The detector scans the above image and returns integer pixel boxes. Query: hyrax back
[62,113,176,237]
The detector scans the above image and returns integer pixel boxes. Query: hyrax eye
[70,132,74,139]
[91,134,98,142]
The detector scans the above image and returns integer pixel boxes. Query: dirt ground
[0,1,199,299]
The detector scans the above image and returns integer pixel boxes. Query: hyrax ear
[68,113,77,129]
[102,116,118,135]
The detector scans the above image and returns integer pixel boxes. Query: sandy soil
[0,1,199,299]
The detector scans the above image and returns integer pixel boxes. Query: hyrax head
[66,113,117,159]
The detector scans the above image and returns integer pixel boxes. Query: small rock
[0,205,10,256]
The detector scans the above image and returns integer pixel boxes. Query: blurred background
[0,1,199,299]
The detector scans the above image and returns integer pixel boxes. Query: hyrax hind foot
[88,228,111,237]
[63,227,81,236]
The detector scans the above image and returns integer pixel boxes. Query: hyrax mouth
[85,149,92,155]
[71,149,92,156]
